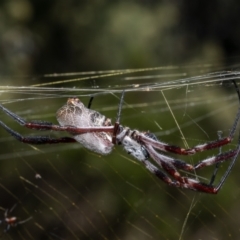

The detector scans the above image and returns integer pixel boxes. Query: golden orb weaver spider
[0,81,240,194]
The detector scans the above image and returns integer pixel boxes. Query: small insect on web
[0,81,240,194]
[0,204,32,234]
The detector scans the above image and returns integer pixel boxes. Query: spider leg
[8,204,17,214]
[0,104,114,134]
[139,80,240,155]
[87,96,94,109]
[0,120,76,144]
[194,149,237,169]
[15,216,32,226]
[145,143,194,171]
[209,131,223,185]
[145,136,240,194]
[145,144,220,193]
[140,131,237,155]
[4,224,11,233]
[112,91,125,144]
[145,144,190,184]
[136,153,179,187]
[180,178,217,193]
[212,131,240,193]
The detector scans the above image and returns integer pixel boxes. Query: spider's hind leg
[209,130,223,185]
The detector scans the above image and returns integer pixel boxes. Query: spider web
[0,66,240,239]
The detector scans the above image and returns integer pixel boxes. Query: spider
[0,204,32,233]
[0,81,240,194]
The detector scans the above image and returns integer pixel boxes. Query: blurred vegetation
[1,0,240,78]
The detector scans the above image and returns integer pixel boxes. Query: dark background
[1,0,240,78]
[1,1,240,240]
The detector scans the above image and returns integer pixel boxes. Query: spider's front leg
[0,104,75,144]
[0,120,77,144]
[0,103,114,145]
[0,104,55,130]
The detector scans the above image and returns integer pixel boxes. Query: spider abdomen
[56,98,113,155]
